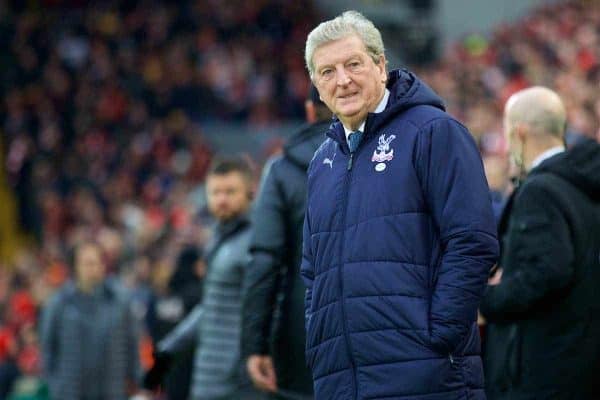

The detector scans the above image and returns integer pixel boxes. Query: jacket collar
[326,68,445,152]
[215,213,250,239]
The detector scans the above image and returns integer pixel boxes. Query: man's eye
[319,69,334,81]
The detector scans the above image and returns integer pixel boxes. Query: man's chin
[338,110,366,128]
[336,104,362,116]
[215,212,237,221]
[215,213,230,221]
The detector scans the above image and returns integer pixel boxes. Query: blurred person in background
[301,11,497,400]
[0,328,20,398]
[480,87,600,399]
[40,240,140,400]
[143,157,262,400]
[479,132,512,224]
[241,86,331,400]
[145,248,205,400]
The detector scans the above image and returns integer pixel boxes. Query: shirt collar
[530,146,565,170]
[343,89,390,141]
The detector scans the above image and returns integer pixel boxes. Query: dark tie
[348,131,363,153]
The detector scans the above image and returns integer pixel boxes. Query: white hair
[505,86,567,138]
[305,10,385,79]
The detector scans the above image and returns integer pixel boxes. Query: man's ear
[514,123,527,142]
[378,54,387,82]
[247,184,255,201]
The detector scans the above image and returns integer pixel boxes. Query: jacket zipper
[340,146,359,399]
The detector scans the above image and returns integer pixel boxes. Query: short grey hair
[305,10,385,79]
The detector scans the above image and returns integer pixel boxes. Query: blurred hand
[142,351,172,391]
[488,268,503,286]
[247,355,277,392]
[477,311,486,326]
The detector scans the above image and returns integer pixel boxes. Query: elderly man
[480,87,600,399]
[300,11,499,400]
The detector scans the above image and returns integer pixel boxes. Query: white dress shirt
[530,146,565,170]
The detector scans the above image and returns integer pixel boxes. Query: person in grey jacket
[241,86,330,400]
[143,157,263,400]
[40,240,140,400]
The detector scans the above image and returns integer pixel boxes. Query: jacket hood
[284,120,331,170]
[533,139,600,201]
[378,68,446,128]
[326,68,446,146]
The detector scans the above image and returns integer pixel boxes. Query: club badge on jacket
[372,134,396,172]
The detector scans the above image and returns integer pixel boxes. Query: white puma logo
[323,151,336,168]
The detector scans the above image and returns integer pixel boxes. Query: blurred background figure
[480,87,600,399]
[145,248,205,400]
[40,240,140,400]
[143,157,262,400]
[241,86,331,400]
[479,131,512,224]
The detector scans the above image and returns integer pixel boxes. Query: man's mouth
[338,92,358,99]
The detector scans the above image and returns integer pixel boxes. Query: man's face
[312,34,387,130]
[75,244,106,289]
[206,172,251,221]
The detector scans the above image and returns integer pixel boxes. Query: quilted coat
[301,69,499,400]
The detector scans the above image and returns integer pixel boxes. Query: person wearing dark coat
[40,241,140,400]
[145,246,204,400]
[480,87,600,400]
[301,11,498,400]
[241,87,331,400]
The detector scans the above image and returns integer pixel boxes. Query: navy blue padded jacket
[301,69,499,400]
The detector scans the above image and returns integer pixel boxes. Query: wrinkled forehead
[312,34,369,67]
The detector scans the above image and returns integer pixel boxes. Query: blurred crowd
[417,1,600,203]
[0,0,599,398]
[0,0,319,398]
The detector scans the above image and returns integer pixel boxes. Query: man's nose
[336,66,351,86]
[217,195,229,205]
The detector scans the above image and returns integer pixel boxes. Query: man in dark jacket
[145,247,204,400]
[41,240,140,400]
[480,86,600,399]
[143,157,262,400]
[301,11,498,400]
[241,87,331,400]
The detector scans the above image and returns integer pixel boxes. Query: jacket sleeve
[480,181,575,321]
[241,158,287,358]
[300,208,314,335]
[124,301,141,384]
[157,304,203,355]
[416,118,499,354]
[39,293,62,382]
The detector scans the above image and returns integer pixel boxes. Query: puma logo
[323,151,336,168]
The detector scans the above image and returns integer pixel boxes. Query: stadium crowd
[0,1,320,398]
[0,0,598,398]
[416,0,599,201]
